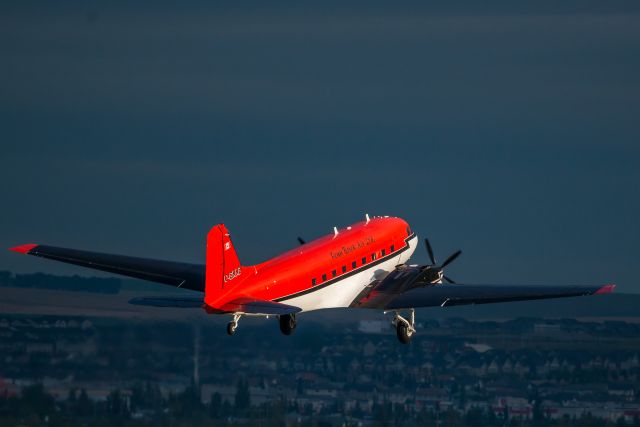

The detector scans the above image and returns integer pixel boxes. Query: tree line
[0,271,121,294]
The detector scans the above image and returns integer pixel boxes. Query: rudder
[205,224,246,307]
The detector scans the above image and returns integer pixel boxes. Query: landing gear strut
[279,313,297,335]
[227,313,241,335]
[392,309,415,344]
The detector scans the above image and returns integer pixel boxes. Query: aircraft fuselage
[209,216,418,312]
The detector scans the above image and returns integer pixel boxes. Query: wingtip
[8,244,38,254]
[595,284,616,295]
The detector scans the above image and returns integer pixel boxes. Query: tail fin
[205,224,247,307]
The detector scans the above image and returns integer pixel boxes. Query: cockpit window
[406,226,412,236]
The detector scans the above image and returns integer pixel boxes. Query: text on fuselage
[330,236,376,259]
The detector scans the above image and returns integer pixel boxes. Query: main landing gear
[226,313,297,336]
[226,313,242,335]
[279,313,297,335]
[392,309,416,344]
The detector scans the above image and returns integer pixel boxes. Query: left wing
[9,244,205,291]
[10,244,301,316]
[351,265,614,310]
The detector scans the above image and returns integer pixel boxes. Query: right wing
[351,265,614,310]
[9,244,205,292]
[382,283,615,310]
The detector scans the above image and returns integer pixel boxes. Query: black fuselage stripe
[274,233,416,302]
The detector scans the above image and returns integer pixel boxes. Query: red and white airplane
[9,215,614,344]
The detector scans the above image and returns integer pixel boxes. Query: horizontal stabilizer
[129,296,203,308]
[129,295,301,315]
[216,297,302,315]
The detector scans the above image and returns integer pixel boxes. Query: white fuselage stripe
[279,235,418,312]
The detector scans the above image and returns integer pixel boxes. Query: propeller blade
[440,250,462,269]
[297,237,306,245]
[444,276,456,284]
[424,238,436,265]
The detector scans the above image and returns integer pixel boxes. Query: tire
[227,322,236,336]
[279,314,296,336]
[396,322,413,344]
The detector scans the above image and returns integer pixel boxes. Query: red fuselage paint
[205,216,415,310]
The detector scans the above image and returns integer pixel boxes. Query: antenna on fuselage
[333,227,339,236]
[365,213,370,223]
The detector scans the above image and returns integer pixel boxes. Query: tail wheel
[396,322,413,344]
[279,314,297,335]
[227,322,237,335]
[227,314,241,336]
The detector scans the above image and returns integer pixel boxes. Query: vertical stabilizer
[205,224,245,307]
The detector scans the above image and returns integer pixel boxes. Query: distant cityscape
[1,273,639,426]
[1,312,640,426]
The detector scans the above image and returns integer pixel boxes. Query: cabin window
[371,253,376,261]
[332,269,337,278]
[322,274,327,282]
[311,278,316,286]
[352,261,357,269]
[342,265,347,273]
[361,257,366,265]
[391,245,395,252]
[381,249,386,256]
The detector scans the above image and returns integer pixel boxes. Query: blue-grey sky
[1,2,639,291]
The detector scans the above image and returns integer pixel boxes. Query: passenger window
[352,261,357,269]
[322,274,327,282]
[361,257,366,265]
[342,266,347,273]
[381,249,386,256]
[311,278,316,286]
[391,245,395,252]
[332,269,337,278]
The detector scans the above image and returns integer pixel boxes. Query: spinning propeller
[423,238,461,284]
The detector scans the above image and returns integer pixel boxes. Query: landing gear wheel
[393,309,415,344]
[227,314,241,336]
[396,322,413,344]
[227,322,237,336]
[279,314,297,336]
